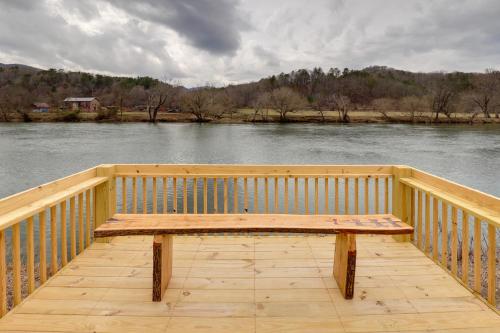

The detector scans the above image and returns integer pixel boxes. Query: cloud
[106,0,249,55]
[0,0,185,78]
[0,0,499,86]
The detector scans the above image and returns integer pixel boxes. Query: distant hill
[0,62,497,120]
[0,63,41,73]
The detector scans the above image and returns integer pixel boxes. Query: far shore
[2,109,500,125]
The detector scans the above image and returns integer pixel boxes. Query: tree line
[0,64,499,122]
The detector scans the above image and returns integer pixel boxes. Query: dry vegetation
[1,64,500,124]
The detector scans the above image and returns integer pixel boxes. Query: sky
[0,0,499,87]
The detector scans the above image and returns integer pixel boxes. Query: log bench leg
[152,234,173,302]
[333,233,356,299]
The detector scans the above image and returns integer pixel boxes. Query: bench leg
[333,233,356,299]
[152,234,173,302]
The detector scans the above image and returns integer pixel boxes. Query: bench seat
[95,214,413,237]
[94,214,413,301]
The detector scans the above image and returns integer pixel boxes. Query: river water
[0,123,499,198]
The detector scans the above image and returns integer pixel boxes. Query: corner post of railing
[392,165,413,242]
[94,164,117,243]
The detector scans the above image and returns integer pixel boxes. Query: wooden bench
[94,214,413,301]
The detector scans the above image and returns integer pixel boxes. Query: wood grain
[333,233,356,299]
[94,214,413,238]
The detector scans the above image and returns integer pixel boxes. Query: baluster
[163,177,168,213]
[451,207,458,275]
[462,212,469,284]
[254,178,258,213]
[487,223,496,305]
[354,178,359,214]
[173,177,178,213]
[203,177,208,214]
[132,177,137,213]
[122,177,127,213]
[224,178,228,214]
[417,191,423,249]
[264,177,269,214]
[441,202,448,267]
[284,177,289,214]
[40,211,47,283]
[78,193,84,253]
[85,190,91,247]
[473,217,481,292]
[152,177,157,214]
[234,177,238,213]
[183,177,188,214]
[12,223,21,305]
[61,201,67,266]
[410,187,415,241]
[27,216,35,293]
[432,197,439,260]
[374,178,379,214]
[364,178,369,214]
[402,185,408,225]
[314,177,319,214]
[294,177,299,214]
[334,177,339,214]
[213,178,218,213]
[193,178,198,214]
[324,177,329,214]
[244,177,248,213]
[70,197,76,259]
[304,177,309,214]
[0,230,6,316]
[51,205,58,273]
[274,177,279,213]
[344,178,349,214]
[425,193,430,254]
[384,177,389,213]
[142,176,147,213]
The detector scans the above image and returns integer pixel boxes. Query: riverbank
[2,109,500,124]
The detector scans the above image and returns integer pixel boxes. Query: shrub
[59,110,81,122]
[95,107,118,121]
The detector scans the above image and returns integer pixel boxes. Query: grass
[1,109,499,124]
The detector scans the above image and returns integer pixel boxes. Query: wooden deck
[0,234,498,333]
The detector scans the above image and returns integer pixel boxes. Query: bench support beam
[333,233,356,299]
[152,234,172,302]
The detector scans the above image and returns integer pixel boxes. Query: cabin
[31,102,49,113]
[63,97,100,112]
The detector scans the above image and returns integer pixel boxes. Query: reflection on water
[0,122,499,198]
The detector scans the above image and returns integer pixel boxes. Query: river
[0,123,499,198]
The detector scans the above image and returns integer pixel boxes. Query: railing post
[94,165,116,243]
[392,166,413,242]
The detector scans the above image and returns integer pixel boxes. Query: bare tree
[211,90,236,119]
[470,69,500,118]
[268,87,306,122]
[310,93,329,122]
[329,94,351,123]
[400,96,428,122]
[430,81,456,121]
[180,89,213,122]
[372,98,397,120]
[251,92,271,121]
[146,84,173,123]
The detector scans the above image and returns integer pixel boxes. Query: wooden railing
[0,164,497,316]
[397,167,499,310]
[113,165,393,215]
[0,165,114,316]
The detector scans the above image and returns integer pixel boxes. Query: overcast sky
[0,0,499,87]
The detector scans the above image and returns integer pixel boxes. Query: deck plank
[0,234,498,333]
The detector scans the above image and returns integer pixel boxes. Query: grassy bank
[2,109,500,124]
